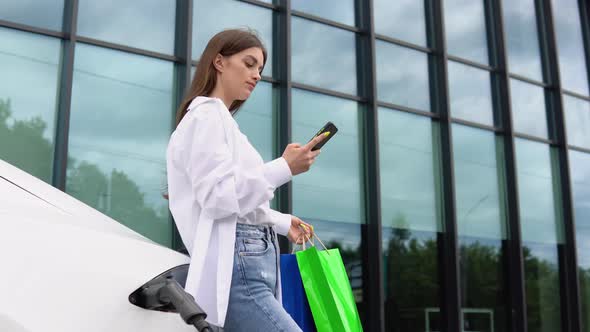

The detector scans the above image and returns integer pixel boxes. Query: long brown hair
[175,28,268,127]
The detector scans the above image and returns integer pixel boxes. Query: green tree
[0,98,53,182]
[0,97,171,246]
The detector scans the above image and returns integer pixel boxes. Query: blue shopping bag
[281,253,316,332]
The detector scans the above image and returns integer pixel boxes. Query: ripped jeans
[223,223,302,332]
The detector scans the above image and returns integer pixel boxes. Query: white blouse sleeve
[173,100,292,221]
[256,207,292,236]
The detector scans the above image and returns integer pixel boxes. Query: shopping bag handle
[290,225,331,255]
[291,232,311,254]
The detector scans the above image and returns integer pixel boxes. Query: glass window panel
[0,0,63,31]
[234,81,275,162]
[453,124,509,332]
[379,108,442,233]
[563,95,590,150]
[444,0,489,64]
[448,61,494,126]
[523,243,563,332]
[376,41,430,111]
[502,0,544,81]
[516,139,563,331]
[570,150,590,332]
[235,81,276,208]
[292,89,365,320]
[453,125,506,239]
[77,0,175,54]
[374,0,427,46]
[291,0,355,26]
[517,139,563,244]
[378,107,443,330]
[510,79,548,138]
[551,0,589,96]
[67,44,175,247]
[0,27,60,183]
[292,17,357,95]
[193,0,273,77]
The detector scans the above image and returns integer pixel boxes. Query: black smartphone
[309,121,338,151]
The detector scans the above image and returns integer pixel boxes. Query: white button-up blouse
[166,96,292,326]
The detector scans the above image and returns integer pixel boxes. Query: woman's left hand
[287,215,314,244]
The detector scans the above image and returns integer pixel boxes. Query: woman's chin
[237,90,252,101]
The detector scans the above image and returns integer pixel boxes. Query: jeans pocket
[240,237,269,256]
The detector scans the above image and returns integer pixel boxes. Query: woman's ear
[213,54,224,73]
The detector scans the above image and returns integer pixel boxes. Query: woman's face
[217,47,264,102]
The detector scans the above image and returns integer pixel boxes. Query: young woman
[166,29,326,331]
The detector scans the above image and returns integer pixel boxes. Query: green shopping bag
[295,235,363,332]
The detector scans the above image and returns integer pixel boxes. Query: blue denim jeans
[224,223,302,331]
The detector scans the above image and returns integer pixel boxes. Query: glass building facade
[1,1,589,331]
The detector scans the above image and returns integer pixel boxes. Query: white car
[0,159,220,332]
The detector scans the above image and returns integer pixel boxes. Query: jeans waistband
[235,223,274,238]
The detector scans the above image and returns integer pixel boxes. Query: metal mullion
[447,54,494,72]
[491,0,528,330]
[260,75,280,84]
[374,33,433,54]
[568,145,590,154]
[76,36,178,62]
[449,118,502,133]
[508,73,550,88]
[52,0,78,191]
[376,101,439,119]
[235,0,278,10]
[290,9,360,33]
[430,0,461,330]
[542,0,582,330]
[513,132,556,146]
[276,0,291,254]
[0,19,64,38]
[175,0,192,103]
[562,89,590,102]
[356,0,383,330]
[578,0,590,99]
[290,82,365,102]
[169,0,193,252]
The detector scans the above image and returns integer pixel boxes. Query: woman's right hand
[281,133,327,175]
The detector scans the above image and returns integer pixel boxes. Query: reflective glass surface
[453,125,506,239]
[291,0,355,26]
[448,61,494,126]
[67,44,175,247]
[0,0,63,31]
[235,81,276,208]
[453,124,509,331]
[516,139,563,331]
[77,0,176,54]
[551,0,589,96]
[378,107,443,330]
[379,108,442,233]
[376,41,430,111]
[0,27,60,183]
[444,0,489,64]
[234,82,275,162]
[510,79,548,139]
[374,0,426,46]
[570,150,590,332]
[292,89,365,319]
[292,17,357,95]
[502,0,543,81]
[193,0,273,77]
[563,95,590,150]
